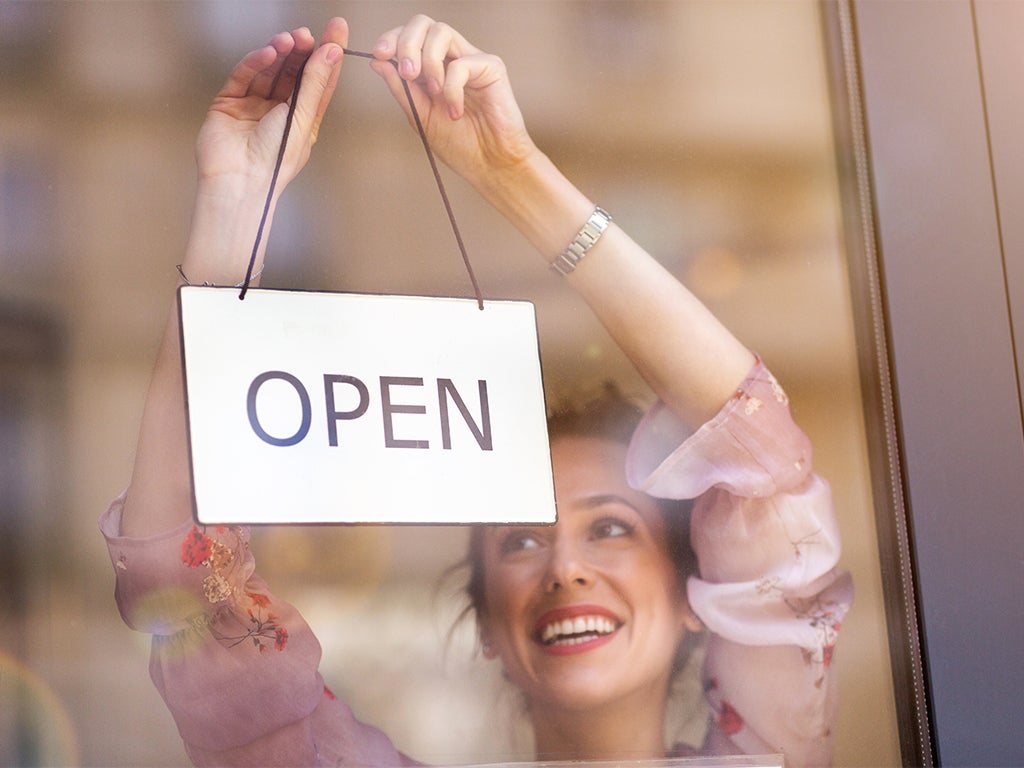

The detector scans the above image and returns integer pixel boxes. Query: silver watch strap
[550,207,612,276]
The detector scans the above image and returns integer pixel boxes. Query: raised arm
[370,16,754,428]
[122,20,348,537]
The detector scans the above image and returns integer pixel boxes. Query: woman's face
[478,435,699,712]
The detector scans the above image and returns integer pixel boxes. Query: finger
[417,21,466,94]
[320,15,349,48]
[304,19,350,143]
[373,24,402,61]
[440,57,467,120]
[279,45,340,151]
[313,17,350,110]
[269,26,316,103]
[247,31,295,99]
[394,16,479,84]
[372,15,435,75]
[393,14,436,80]
[219,44,279,100]
[443,53,507,120]
[424,20,479,62]
[369,58,428,130]
[418,21,452,95]
[421,21,481,95]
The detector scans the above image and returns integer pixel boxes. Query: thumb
[291,40,347,147]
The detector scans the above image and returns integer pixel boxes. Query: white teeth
[539,615,619,645]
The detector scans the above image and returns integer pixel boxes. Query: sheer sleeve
[99,494,403,767]
[627,358,854,766]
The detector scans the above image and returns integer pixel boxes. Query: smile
[533,605,623,654]
[539,615,619,646]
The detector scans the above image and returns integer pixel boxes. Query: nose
[543,536,593,592]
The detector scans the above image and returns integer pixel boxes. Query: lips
[533,604,622,655]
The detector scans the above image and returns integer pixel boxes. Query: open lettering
[246,371,493,451]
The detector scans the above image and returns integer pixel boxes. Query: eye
[591,517,634,540]
[499,530,543,555]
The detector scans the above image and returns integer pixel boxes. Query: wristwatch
[550,206,612,276]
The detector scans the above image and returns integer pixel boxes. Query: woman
[101,15,852,767]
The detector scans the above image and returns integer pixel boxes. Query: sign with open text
[178,286,555,525]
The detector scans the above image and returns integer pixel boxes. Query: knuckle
[483,52,506,70]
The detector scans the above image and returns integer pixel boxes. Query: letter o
[247,371,312,447]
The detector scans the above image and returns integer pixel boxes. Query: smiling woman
[96,10,852,768]
[477,434,701,760]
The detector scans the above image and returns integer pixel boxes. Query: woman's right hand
[177,19,349,289]
[195,18,348,196]
[370,15,539,188]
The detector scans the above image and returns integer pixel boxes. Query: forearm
[122,185,277,538]
[476,151,754,429]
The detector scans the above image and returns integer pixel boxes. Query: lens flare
[0,649,80,766]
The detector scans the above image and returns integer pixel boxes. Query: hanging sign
[178,286,555,525]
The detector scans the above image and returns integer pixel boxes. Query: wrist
[194,172,276,208]
[472,149,595,264]
[181,181,277,285]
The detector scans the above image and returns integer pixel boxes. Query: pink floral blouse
[100,359,853,766]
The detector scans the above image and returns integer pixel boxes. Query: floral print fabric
[178,523,290,653]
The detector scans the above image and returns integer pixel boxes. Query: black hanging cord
[239,57,307,300]
[240,47,484,310]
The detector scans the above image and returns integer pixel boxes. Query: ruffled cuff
[100,493,255,636]
[686,473,853,649]
[99,493,332,754]
[626,358,813,500]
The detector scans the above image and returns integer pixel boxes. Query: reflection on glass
[0,2,898,766]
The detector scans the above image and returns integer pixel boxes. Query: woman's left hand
[371,15,753,429]
[370,15,539,187]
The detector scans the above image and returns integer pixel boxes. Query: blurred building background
[0,1,899,765]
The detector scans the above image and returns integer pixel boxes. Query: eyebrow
[581,494,641,513]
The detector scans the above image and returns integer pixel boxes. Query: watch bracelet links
[550,206,613,276]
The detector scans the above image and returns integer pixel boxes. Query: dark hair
[460,382,698,667]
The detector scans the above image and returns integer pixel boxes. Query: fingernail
[374,39,389,53]
[400,57,415,78]
[326,45,343,65]
[428,78,442,95]
[448,104,460,120]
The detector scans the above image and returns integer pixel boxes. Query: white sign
[178,286,555,525]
